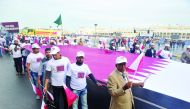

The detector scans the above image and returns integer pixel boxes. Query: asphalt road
[0,55,111,109]
[0,55,41,109]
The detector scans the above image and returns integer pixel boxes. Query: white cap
[135,44,139,47]
[165,44,170,47]
[50,46,60,54]
[187,45,190,49]
[32,43,40,49]
[116,56,127,64]
[76,51,85,57]
[25,37,29,40]
[14,38,19,41]
[150,43,155,46]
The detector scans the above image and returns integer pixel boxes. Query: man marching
[26,43,44,100]
[8,39,23,75]
[66,51,101,109]
[44,46,71,109]
[21,37,31,73]
[37,48,52,86]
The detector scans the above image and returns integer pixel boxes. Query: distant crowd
[0,34,190,63]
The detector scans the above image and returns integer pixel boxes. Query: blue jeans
[0,48,3,57]
[40,72,45,86]
[30,71,38,86]
[72,88,88,109]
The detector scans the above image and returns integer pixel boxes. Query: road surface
[0,55,41,109]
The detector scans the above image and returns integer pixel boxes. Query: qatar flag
[41,90,54,109]
[63,84,78,108]
[127,53,144,82]
[41,99,48,109]
[29,79,42,99]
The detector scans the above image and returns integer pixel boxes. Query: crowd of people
[0,33,190,109]
[2,33,189,62]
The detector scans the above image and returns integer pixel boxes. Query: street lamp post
[94,24,98,35]
[94,24,98,47]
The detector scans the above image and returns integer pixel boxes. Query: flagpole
[143,73,152,83]
[60,14,64,37]
[61,22,64,37]
[54,14,63,37]
[132,70,137,82]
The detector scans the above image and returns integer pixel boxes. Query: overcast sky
[1,0,190,31]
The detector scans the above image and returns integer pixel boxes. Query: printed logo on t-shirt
[56,65,64,72]
[36,58,42,62]
[77,72,85,78]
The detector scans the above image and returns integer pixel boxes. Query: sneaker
[36,95,40,100]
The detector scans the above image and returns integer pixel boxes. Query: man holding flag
[44,46,71,109]
[66,51,101,109]
[26,43,44,99]
[107,56,144,109]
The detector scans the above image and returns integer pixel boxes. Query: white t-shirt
[71,41,77,46]
[129,41,133,49]
[117,46,126,51]
[30,38,34,44]
[160,50,172,59]
[9,44,22,58]
[0,37,6,46]
[46,57,71,86]
[42,44,47,46]
[57,42,64,45]
[67,63,92,90]
[97,43,104,49]
[26,52,44,72]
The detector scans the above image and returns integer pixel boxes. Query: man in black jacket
[145,43,156,58]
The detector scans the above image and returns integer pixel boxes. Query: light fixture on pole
[94,24,98,35]
[94,24,98,47]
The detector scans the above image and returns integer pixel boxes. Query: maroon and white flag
[29,79,42,99]
[63,84,78,108]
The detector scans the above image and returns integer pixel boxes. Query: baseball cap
[165,44,170,47]
[32,43,40,49]
[50,46,60,54]
[76,51,85,57]
[116,56,127,64]
[135,44,140,47]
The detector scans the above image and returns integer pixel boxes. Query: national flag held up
[54,14,62,27]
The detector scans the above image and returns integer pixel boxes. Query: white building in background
[151,26,190,40]
[76,26,139,37]
[22,25,190,40]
